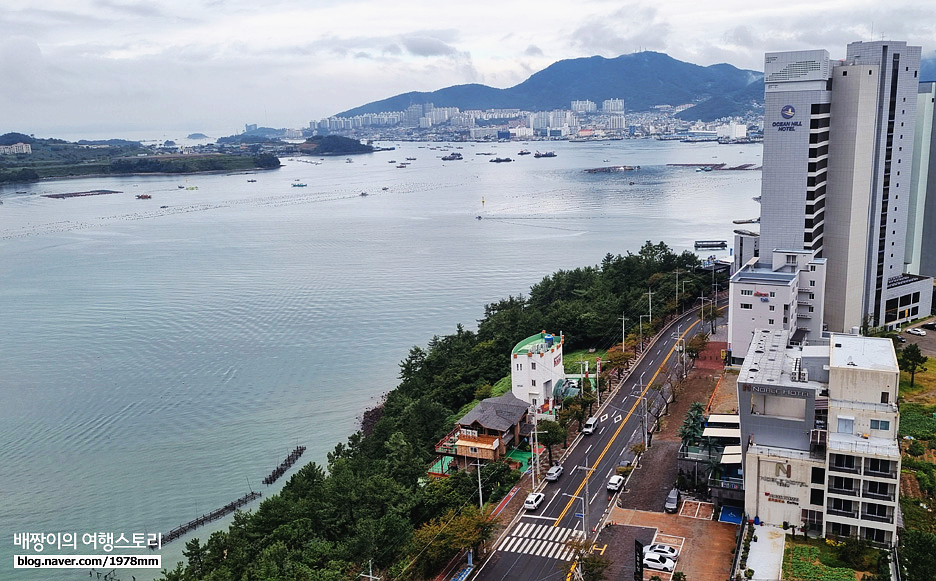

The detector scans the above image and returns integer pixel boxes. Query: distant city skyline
[2,1,935,137]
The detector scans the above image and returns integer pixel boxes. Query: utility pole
[575,455,595,534]
[532,420,538,488]
[470,460,484,510]
[359,560,380,581]
[646,288,654,322]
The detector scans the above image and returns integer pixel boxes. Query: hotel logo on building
[773,105,802,131]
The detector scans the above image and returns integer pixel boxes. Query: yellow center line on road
[553,320,700,528]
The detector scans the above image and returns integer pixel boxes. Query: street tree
[538,420,567,465]
[897,343,929,387]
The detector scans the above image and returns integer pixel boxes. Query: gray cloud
[400,35,458,57]
[567,6,671,56]
[523,45,544,57]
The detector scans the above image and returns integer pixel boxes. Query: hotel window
[811,467,825,484]
[740,303,752,310]
[768,319,774,325]
[870,419,890,430]
[810,489,824,506]
[837,417,854,434]
[741,289,753,296]
[769,291,776,297]
[531,362,536,370]
[881,392,889,404]
[809,280,816,287]
[787,255,798,265]
[810,265,816,272]
[769,305,775,311]
[867,481,889,497]
[516,363,522,370]
[469,446,479,454]
[867,459,891,475]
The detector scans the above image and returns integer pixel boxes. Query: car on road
[908,328,927,336]
[545,465,563,481]
[923,322,936,331]
[607,475,625,492]
[895,335,907,343]
[642,543,679,561]
[643,552,676,572]
[524,492,545,510]
[582,417,598,435]
[664,488,680,513]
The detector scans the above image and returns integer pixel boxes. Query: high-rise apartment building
[741,41,931,337]
[908,82,936,279]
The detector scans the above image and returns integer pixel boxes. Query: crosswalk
[495,522,583,561]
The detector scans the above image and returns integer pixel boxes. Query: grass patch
[563,349,609,374]
[897,402,936,439]
[900,496,936,533]
[782,540,858,581]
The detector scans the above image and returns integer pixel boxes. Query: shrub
[745,568,754,579]
[908,440,926,456]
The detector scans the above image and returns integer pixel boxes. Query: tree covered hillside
[159,242,722,581]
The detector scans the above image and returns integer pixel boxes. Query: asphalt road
[473,306,711,581]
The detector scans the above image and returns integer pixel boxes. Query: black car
[922,322,936,331]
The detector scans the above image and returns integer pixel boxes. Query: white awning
[707,414,740,425]
[702,427,741,439]
[721,453,743,464]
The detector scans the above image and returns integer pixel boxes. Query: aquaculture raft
[263,445,306,485]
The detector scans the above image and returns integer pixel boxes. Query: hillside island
[0,132,376,184]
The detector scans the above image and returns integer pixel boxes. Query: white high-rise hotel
[731,41,932,363]
[762,41,932,332]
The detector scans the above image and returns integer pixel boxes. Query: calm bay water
[0,139,761,578]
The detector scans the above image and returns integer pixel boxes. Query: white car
[642,543,679,561]
[524,492,545,510]
[643,552,676,572]
[545,465,563,481]
[908,328,927,336]
[607,475,625,492]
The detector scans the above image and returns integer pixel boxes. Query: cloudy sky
[2,0,935,138]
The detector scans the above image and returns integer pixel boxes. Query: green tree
[897,343,929,387]
[538,420,567,465]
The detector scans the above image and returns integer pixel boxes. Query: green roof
[511,331,560,356]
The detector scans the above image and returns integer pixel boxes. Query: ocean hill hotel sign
[773,105,803,131]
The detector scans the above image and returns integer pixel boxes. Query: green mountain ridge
[338,51,765,121]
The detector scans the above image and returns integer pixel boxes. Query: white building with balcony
[739,330,901,546]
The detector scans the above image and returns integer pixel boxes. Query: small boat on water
[489,157,513,163]
[405,157,416,161]
[136,194,152,199]
[186,186,198,190]
[292,183,307,187]
[517,150,531,155]
[247,179,257,182]
[534,151,556,158]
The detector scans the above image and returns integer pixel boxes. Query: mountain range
[339,51,936,123]
[338,51,765,121]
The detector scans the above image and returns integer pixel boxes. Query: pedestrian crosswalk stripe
[495,523,582,561]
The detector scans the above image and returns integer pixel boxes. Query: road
[473,306,710,581]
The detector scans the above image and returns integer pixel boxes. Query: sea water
[0,138,761,579]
